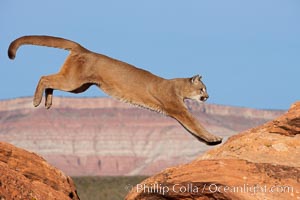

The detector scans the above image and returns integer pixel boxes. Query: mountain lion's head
[184,75,209,102]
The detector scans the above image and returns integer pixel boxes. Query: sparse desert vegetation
[73,176,148,200]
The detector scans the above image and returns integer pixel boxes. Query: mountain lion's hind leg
[45,88,53,109]
[33,74,85,108]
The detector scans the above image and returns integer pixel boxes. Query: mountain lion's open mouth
[200,96,208,102]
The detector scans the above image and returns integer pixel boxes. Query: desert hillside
[0,97,284,176]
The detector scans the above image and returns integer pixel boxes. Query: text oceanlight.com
[134,183,294,195]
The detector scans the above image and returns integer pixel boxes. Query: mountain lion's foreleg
[168,107,222,145]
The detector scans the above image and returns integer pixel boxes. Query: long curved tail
[8,35,86,59]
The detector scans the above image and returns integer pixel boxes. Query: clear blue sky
[1,0,299,109]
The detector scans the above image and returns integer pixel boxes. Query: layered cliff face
[0,97,284,176]
[0,141,79,200]
[126,102,300,200]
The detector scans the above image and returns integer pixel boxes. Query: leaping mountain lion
[8,35,222,145]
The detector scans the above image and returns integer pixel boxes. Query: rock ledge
[0,142,79,200]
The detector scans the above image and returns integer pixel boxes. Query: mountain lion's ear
[191,74,201,84]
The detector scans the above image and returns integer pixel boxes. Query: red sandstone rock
[269,102,300,136]
[126,159,299,200]
[200,102,300,167]
[0,142,79,200]
[126,102,300,200]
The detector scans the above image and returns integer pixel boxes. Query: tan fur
[8,35,222,145]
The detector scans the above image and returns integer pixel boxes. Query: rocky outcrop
[0,97,284,176]
[0,141,79,200]
[200,101,300,167]
[126,102,300,199]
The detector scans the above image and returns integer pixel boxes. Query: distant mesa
[0,97,284,176]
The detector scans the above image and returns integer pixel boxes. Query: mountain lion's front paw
[205,135,223,145]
